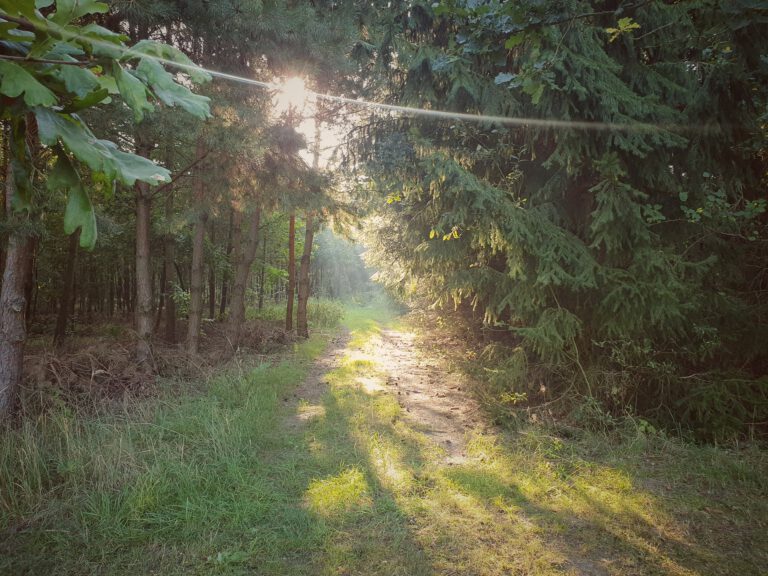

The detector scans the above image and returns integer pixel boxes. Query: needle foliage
[356,0,768,440]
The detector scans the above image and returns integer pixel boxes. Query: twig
[151,151,210,197]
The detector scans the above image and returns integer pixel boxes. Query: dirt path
[296,320,487,463]
[374,328,486,463]
[288,330,350,428]
[295,330,351,403]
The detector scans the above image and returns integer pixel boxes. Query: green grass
[248,298,345,330]
[2,303,766,575]
[1,337,332,575]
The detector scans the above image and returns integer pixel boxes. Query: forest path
[291,310,488,463]
[358,327,486,462]
[285,306,765,576]
[5,307,764,576]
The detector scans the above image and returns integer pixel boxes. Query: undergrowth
[420,306,768,444]
[248,297,345,330]
[0,335,329,575]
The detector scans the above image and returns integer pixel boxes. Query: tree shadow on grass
[440,460,726,575]
[306,329,765,576]
[296,379,434,575]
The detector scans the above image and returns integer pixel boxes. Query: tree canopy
[1,0,767,439]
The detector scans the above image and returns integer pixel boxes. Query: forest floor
[2,304,767,575]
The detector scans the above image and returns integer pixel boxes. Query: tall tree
[186,136,208,354]
[286,212,296,330]
[356,0,768,437]
[0,0,209,415]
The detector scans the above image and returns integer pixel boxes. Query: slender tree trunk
[163,195,176,342]
[0,124,6,282]
[258,227,267,311]
[54,229,80,345]
[24,237,37,327]
[219,208,233,318]
[225,205,243,320]
[297,119,321,339]
[0,154,34,417]
[228,205,260,347]
[108,272,114,317]
[286,212,295,331]
[186,139,207,355]
[135,138,154,370]
[173,262,186,292]
[208,221,216,319]
[297,211,315,339]
[154,263,165,332]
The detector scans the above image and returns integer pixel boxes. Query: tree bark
[219,208,233,318]
[54,229,80,345]
[24,236,38,327]
[258,226,267,311]
[163,195,176,343]
[286,212,295,331]
[134,139,154,370]
[154,261,165,332]
[296,211,315,339]
[296,119,321,339]
[0,123,6,282]
[186,138,207,355]
[208,221,216,319]
[0,153,34,417]
[228,205,260,347]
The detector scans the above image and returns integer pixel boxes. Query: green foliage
[311,229,374,300]
[0,60,57,106]
[306,298,345,329]
[357,0,768,440]
[35,108,169,186]
[249,298,344,330]
[0,337,330,575]
[54,153,98,249]
[605,17,641,43]
[0,0,210,248]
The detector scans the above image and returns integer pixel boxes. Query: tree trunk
[258,226,267,311]
[108,272,114,317]
[228,205,260,347]
[154,263,165,332]
[0,124,6,283]
[54,229,80,345]
[0,157,34,417]
[163,199,176,342]
[208,221,216,319]
[297,211,315,339]
[286,212,295,331]
[135,145,154,370]
[219,208,233,318]
[24,236,38,327]
[296,119,321,339]
[186,139,207,355]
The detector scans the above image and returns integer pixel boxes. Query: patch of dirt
[286,330,350,429]
[292,319,489,461]
[374,328,488,463]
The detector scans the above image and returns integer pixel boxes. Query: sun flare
[273,76,309,113]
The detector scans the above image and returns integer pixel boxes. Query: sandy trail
[293,320,486,462]
[373,328,485,462]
